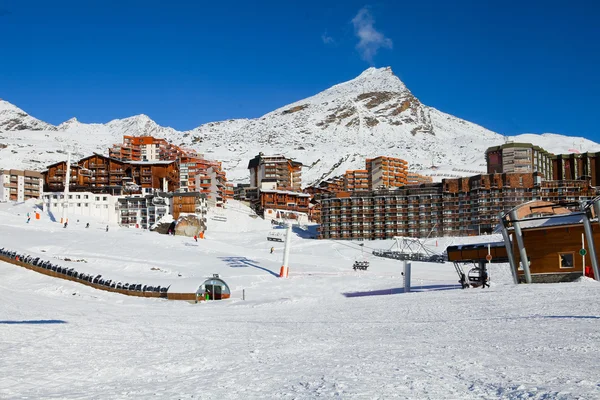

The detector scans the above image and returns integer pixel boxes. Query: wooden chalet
[44,154,180,194]
[259,189,310,218]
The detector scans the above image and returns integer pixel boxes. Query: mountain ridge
[1,68,599,185]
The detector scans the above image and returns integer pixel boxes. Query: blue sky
[0,0,598,139]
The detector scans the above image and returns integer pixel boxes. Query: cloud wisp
[321,32,335,45]
[351,7,392,63]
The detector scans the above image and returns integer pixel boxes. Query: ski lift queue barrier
[0,248,228,303]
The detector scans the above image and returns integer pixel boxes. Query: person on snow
[270,247,275,254]
[194,235,198,242]
[63,222,68,228]
[459,272,468,289]
[85,223,90,228]
[105,225,109,232]
[481,269,489,289]
[26,217,30,224]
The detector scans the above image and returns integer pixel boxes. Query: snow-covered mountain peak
[0,100,56,131]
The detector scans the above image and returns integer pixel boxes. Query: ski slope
[1,200,599,399]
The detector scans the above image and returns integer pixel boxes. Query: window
[103,197,107,201]
[559,253,574,268]
[76,195,80,199]
[77,203,81,207]
[84,195,88,199]
[95,196,100,201]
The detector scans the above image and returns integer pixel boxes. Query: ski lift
[468,267,483,287]
[352,260,369,271]
[267,230,285,242]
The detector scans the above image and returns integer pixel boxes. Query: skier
[270,247,275,254]
[63,222,68,228]
[194,235,198,242]
[459,272,468,289]
[481,269,489,289]
[106,225,109,232]
[26,217,30,224]
[85,223,90,228]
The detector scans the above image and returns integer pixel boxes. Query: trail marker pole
[582,233,585,276]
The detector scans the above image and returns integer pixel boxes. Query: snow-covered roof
[166,278,205,294]
[518,213,585,230]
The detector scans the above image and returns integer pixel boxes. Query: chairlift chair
[468,267,483,287]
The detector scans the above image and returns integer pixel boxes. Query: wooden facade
[171,192,206,220]
[511,223,596,281]
[259,190,310,215]
[44,154,180,194]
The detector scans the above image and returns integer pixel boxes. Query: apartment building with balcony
[0,169,43,202]
[344,170,369,191]
[485,143,554,178]
[552,151,600,186]
[248,153,303,191]
[366,156,408,189]
[109,135,187,162]
[318,172,597,240]
[407,172,433,185]
[44,154,180,195]
[116,192,207,228]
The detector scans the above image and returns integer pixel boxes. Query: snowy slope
[2,68,599,186]
[1,201,600,398]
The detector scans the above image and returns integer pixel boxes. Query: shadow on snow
[219,256,279,278]
[0,319,67,324]
[343,284,461,298]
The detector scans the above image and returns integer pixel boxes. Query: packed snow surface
[1,200,600,399]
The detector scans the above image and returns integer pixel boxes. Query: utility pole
[61,152,72,224]
[280,223,292,278]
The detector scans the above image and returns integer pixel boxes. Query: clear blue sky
[0,0,598,139]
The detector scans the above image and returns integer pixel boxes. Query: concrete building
[485,143,554,178]
[366,156,408,189]
[552,151,600,185]
[407,172,433,185]
[247,153,303,191]
[109,135,188,162]
[344,170,369,191]
[0,169,43,202]
[42,192,120,225]
[318,172,598,240]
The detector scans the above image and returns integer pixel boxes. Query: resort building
[247,153,303,191]
[485,143,554,178]
[318,172,598,240]
[42,192,121,225]
[366,156,408,189]
[407,172,433,185]
[43,154,180,195]
[552,151,600,186]
[0,169,43,202]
